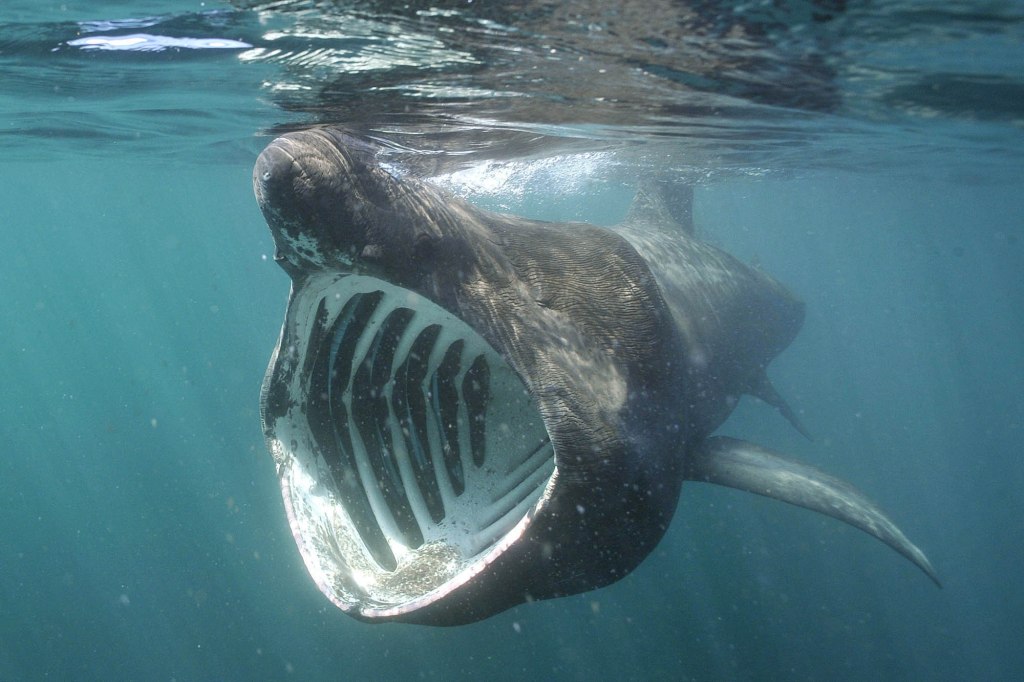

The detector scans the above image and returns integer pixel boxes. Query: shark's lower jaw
[262,273,555,618]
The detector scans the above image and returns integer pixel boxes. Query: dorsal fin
[625,181,695,235]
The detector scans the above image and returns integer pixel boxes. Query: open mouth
[262,273,555,617]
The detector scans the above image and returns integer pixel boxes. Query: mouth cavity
[263,273,555,616]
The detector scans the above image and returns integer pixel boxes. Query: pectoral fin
[750,372,812,441]
[685,436,940,587]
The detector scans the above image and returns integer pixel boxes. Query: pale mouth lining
[263,274,554,614]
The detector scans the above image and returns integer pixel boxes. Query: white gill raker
[381,314,442,537]
[488,439,554,508]
[345,291,396,395]
[483,438,553,509]
[503,416,550,473]
[384,391,437,539]
[303,293,384,564]
[452,350,478,493]
[425,330,464,514]
[468,478,551,556]
[343,292,426,559]
[475,442,554,532]
[344,401,409,560]
[305,276,558,570]
[361,300,441,550]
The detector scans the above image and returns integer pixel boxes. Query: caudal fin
[685,436,940,587]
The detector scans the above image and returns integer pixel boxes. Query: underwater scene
[1,1,1022,680]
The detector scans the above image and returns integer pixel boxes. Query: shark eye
[412,231,438,260]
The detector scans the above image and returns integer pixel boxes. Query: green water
[2,1,1023,680]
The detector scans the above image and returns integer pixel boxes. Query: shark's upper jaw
[261,272,556,619]
[253,130,378,274]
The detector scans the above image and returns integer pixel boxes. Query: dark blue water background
[2,1,1022,680]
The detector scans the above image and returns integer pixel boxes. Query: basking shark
[253,128,939,626]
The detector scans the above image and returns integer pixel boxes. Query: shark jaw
[261,272,556,619]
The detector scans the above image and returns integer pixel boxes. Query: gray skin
[254,127,939,626]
